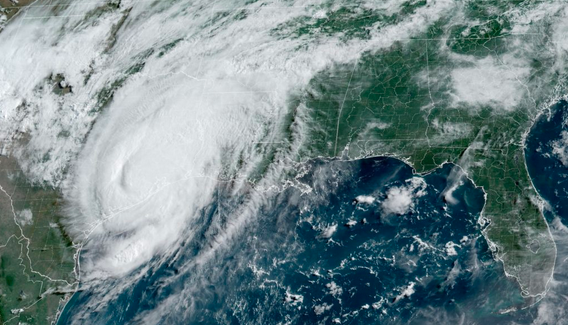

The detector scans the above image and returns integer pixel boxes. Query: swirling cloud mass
[3,0,568,324]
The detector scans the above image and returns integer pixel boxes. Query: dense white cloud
[0,0,457,282]
[16,209,33,227]
[382,186,414,215]
[0,2,479,323]
[381,177,427,215]
[450,55,530,111]
[355,195,375,204]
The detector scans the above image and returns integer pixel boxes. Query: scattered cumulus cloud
[314,303,332,315]
[381,177,427,215]
[355,195,375,204]
[395,282,416,301]
[551,131,568,166]
[429,119,473,145]
[0,0,459,284]
[445,241,460,256]
[16,209,33,227]
[327,281,343,298]
[320,224,338,239]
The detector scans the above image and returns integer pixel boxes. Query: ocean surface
[58,157,534,324]
[523,99,568,324]
[2,0,568,323]
[526,100,568,225]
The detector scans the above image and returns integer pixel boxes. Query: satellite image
[0,0,568,324]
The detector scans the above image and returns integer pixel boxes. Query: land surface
[0,153,77,325]
[288,2,560,300]
[0,0,35,29]
[0,4,78,324]
[0,0,564,323]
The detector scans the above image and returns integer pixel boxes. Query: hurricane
[2,0,568,324]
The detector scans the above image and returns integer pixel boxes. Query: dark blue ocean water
[59,157,531,324]
[521,100,568,323]
[525,100,568,224]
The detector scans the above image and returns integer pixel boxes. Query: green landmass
[0,0,564,323]
[0,1,140,323]
[285,1,559,302]
[0,154,77,325]
[0,2,79,323]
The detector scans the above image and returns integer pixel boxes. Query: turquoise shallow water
[58,157,533,324]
